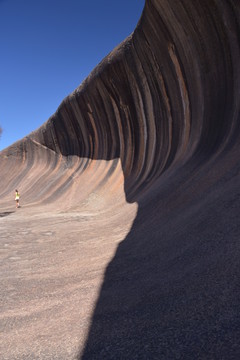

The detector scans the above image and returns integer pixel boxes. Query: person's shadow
[0,211,14,217]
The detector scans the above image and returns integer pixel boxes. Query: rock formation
[1,0,240,359]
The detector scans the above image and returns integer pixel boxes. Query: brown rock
[1,0,240,359]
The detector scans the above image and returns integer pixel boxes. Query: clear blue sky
[0,0,145,151]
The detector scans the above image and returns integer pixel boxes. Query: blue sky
[0,0,145,151]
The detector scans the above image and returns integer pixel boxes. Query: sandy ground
[0,199,137,360]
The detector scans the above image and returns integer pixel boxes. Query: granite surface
[1,0,240,358]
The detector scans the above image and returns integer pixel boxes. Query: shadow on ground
[78,160,240,359]
[0,211,14,218]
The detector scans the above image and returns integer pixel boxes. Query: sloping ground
[1,0,240,359]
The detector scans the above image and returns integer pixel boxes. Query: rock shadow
[78,163,240,359]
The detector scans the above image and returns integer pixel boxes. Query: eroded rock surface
[1,0,240,359]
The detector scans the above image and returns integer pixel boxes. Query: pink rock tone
[1,0,240,359]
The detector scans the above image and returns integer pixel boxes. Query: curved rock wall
[0,0,240,204]
[1,1,240,358]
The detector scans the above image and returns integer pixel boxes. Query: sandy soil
[0,201,137,360]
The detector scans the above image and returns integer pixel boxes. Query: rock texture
[1,0,240,359]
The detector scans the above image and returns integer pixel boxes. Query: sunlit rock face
[1,0,240,359]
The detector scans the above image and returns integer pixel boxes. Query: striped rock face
[1,1,240,359]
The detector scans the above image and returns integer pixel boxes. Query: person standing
[15,190,20,208]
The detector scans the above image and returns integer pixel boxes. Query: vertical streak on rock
[168,43,190,160]
[157,71,173,171]
[213,0,240,150]
[109,95,124,161]
[125,55,156,189]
